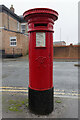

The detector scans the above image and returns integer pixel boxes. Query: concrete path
[1,88,79,118]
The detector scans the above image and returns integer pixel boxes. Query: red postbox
[23,8,58,114]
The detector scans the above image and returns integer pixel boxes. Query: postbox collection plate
[36,32,46,47]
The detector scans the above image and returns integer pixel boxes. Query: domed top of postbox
[23,8,58,22]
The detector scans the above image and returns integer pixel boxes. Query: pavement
[2,93,79,119]
[1,87,79,119]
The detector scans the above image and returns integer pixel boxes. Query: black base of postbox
[28,87,54,115]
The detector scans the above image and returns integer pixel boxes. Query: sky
[0,0,79,45]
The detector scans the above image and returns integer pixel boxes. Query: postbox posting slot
[34,23,47,27]
[36,32,46,47]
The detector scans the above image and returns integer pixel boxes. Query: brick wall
[3,29,29,56]
[54,45,80,59]
[2,12,21,32]
[0,13,2,27]
[0,11,29,57]
[0,13,2,50]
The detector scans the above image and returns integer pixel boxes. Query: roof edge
[0,5,25,23]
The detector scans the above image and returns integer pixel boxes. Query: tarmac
[1,56,80,119]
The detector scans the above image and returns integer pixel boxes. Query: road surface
[1,57,79,118]
[1,57,79,97]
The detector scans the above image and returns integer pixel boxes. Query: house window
[10,37,17,46]
[21,23,26,33]
[17,21,19,31]
[27,24,28,32]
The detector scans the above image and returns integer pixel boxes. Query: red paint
[23,8,58,91]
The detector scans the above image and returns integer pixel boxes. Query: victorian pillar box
[23,8,58,114]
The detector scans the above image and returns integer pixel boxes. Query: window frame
[17,21,20,31]
[21,23,26,34]
[10,37,17,47]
